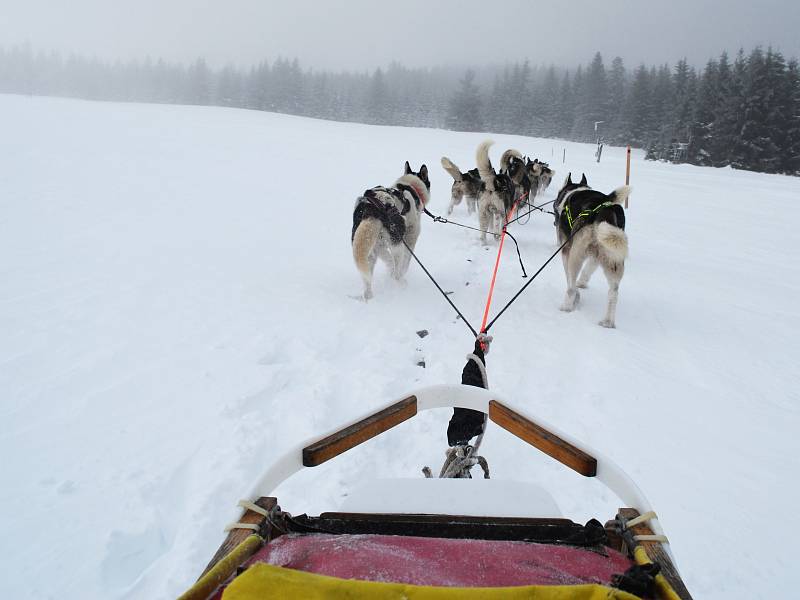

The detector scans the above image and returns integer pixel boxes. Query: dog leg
[389,248,402,280]
[577,257,599,288]
[598,260,624,328]
[479,206,490,245]
[395,228,419,280]
[392,246,410,281]
[362,251,377,300]
[448,190,463,215]
[353,219,382,301]
[467,196,476,215]
[560,251,584,312]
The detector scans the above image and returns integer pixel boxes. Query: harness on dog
[353,189,407,244]
[368,186,413,214]
[565,201,615,231]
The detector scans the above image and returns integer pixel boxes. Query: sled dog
[501,149,533,200]
[536,160,555,195]
[441,157,481,215]
[553,173,629,328]
[476,140,518,244]
[499,148,524,174]
[352,162,430,300]
[522,158,555,200]
[502,153,556,207]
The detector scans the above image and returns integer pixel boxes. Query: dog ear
[419,164,428,180]
[404,161,412,175]
[566,172,572,185]
[579,173,587,186]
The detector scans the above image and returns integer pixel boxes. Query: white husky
[351,162,430,300]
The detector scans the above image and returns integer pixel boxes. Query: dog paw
[559,303,575,312]
[598,319,616,328]
[577,281,589,289]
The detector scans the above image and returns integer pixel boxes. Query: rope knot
[423,444,490,479]
[477,333,493,354]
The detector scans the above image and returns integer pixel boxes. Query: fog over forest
[2,43,799,176]
[2,1,799,175]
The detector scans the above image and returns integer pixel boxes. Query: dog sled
[178,352,692,600]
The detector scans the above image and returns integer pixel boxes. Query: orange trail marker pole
[625,145,631,208]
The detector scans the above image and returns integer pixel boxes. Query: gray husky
[441,157,481,215]
[351,162,430,300]
[476,140,517,244]
[553,173,630,328]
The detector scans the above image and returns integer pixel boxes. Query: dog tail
[609,185,632,206]
[597,222,629,262]
[441,157,463,182]
[476,139,496,191]
[500,148,523,173]
[352,217,381,285]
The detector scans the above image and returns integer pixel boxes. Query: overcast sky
[2,0,799,71]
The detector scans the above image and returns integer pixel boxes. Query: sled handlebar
[301,391,596,477]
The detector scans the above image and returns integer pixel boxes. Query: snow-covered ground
[1,94,798,599]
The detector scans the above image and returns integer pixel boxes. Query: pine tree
[216,64,242,107]
[784,59,800,174]
[491,67,515,133]
[510,60,532,134]
[622,64,653,148]
[366,68,388,124]
[671,60,695,145]
[186,57,211,105]
[730,48,770,170]
[688,59,719,165]
[446,69,482,132]
[572,53,607,141]
[307,72,332,120]
[647,64,673,159]
[762,48,789,173]
[569,65,586,139]
[555,71,575,138]
[606,57,627,143]
[716,50,747,167]
[539,65,560,138]
[286,58,305,115]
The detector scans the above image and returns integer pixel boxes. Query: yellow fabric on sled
[222,563,641,600]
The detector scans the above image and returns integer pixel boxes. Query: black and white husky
[352,162,430,300]
[501,152,556,206]
[476,140,518,244]
[501,149,532,198]
[553,173,630,328]
[441,157,481,215]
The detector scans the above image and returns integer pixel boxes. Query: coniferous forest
[2,44,798,176]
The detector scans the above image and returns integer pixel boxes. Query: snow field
[1,94,798,599]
